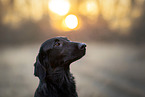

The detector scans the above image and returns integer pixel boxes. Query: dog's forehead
[45,37,69,44]
[55,37,69,41]
[41,37,69,51]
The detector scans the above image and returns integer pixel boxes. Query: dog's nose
[78,43,86,50]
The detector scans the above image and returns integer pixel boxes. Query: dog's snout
[78,43,86,50]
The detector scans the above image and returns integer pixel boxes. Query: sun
[65,14,78,29]
[48,0,70,16]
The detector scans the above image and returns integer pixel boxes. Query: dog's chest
[57,81,77,97]
[48,74,77,97]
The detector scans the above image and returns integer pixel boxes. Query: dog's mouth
[63,48,86,65]
[74,49,86,61]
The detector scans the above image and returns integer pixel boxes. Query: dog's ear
[34,47,46,81]
[34,39,54,80]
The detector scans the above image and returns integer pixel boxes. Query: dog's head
[34,37,86,80]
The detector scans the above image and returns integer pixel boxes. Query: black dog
[34,37,86,97]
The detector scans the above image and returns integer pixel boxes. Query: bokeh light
[65,14,78,29]
[79,0,99,20]
[48,0,70,16]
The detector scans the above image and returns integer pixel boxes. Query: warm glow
[79,1,98,16]
[1,0,144,31]
[48,0,70,16]
[65,15,78,29]
[86,1,98,14]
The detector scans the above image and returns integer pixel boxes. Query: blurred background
[0,0,145,97]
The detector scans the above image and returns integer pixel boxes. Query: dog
[34,37,86,97]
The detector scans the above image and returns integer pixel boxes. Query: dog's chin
[63,50,86,66]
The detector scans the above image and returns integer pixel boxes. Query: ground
[0,42,145,97]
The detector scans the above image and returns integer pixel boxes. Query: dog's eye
[54,42,61,47]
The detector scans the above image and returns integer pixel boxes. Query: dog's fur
[34,37,86,97]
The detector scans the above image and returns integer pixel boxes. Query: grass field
[0,42,145,97]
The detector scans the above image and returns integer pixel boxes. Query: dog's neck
[45,66,73,87]
[37,64,77,97]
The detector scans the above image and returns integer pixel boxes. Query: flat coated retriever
[34,37,86,97]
